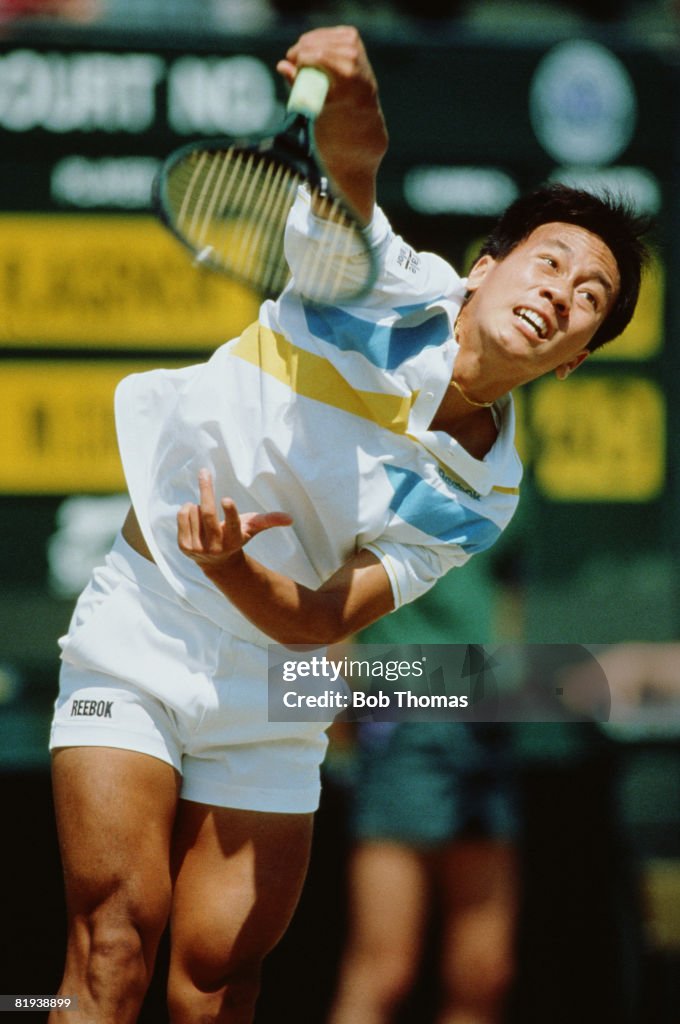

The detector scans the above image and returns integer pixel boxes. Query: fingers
[197,468,223,553]
[276,58,296,85]
[220,496,241,532]
[177,470,223,558]
[237,509,294,543]
[280,26,369,89]
[177,501,201,554]
[178,472,293,564]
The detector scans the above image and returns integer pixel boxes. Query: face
[464,222,620,385]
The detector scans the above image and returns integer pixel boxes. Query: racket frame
[152,70,377,302]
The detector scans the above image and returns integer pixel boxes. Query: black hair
[476,183,653,351]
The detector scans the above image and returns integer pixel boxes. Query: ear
[466,254,497,291]
[554,350,589,380]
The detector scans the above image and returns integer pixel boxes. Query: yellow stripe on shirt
[230,321,416,433]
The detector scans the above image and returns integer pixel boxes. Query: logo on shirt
[396,245,420,274]
[437,466,481,501]
[70,699,114,718]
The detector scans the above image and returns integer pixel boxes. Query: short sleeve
[363,481,518,611]
[363,537,471,611]
[283,187,461,307]
[283,187,392,300]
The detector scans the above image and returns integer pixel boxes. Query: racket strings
[169,148,300,294]
[165,147,374,301]
[235,159,289,289]
[226,152,268,275]
[297,194,359,303]
[252,162,298,294]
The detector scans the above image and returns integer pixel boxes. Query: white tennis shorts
[50,534,329,813]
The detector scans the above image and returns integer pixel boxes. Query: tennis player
[48,25,650,1024]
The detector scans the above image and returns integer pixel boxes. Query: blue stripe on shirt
[303,303,451,370]
[385,464,501,552]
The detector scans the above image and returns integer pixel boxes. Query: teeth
[516,307,548,338]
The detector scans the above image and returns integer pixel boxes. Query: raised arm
[276,26,389,223]
[177,472,394,645]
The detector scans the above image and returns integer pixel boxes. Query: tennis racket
[152,67,377,304]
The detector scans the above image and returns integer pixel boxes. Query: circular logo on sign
[529,40,637,166]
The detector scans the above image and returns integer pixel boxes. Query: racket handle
[287,66,330,120]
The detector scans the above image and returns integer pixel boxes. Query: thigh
[169,801,314,988]
[438,840,518,981]
[441,839,517,911]
[343,842,430,961]
[52,746,181,926]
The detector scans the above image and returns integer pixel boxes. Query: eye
[539,255,558,269]
[580,289,599,310]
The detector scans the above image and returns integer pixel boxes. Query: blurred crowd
[1,0,679,37]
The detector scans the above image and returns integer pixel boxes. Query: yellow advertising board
[0,215,260,349]
[530,374,665,502]
[0,360,188,493]
[2,362,666,499]
[591,251,664,361]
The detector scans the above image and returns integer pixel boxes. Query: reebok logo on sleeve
[396,245,420,274]
[70,699,114,718]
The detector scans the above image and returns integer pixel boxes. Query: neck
[430,390,498,458]
[449,376,496,408]
[452,309,507,408]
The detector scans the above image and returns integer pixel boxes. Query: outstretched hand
[275,25,387,223]
[177,470,293,570]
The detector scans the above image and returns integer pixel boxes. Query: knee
[481,942,516,997]
[370,956,417,1011]
[443,948,515,1018]
[61,913,154,1020]
[69,880,171,981]
[168,960,262,1024]
[336,946,418,1016]
[87,918,147,973]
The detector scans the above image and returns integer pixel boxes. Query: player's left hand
[177,469,293,569]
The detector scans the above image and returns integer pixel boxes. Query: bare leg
[436,840,518,1024]
[49,747,181,1023]
[328,842,430,1024]
[167,802,314,1024]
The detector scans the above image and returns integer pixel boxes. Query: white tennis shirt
[115,188,522,646]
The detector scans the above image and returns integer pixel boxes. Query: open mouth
[514,307,548,339]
